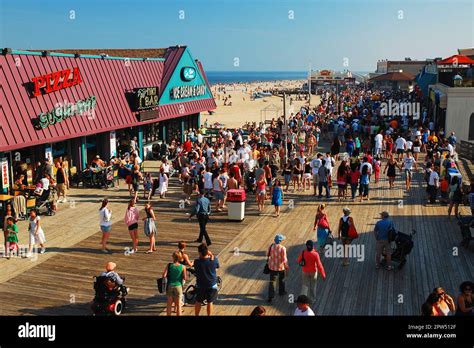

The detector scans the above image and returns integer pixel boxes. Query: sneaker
[128,249,135,254]
[40,248,46,254]
[25,252,33,258]
[63,198,68,203]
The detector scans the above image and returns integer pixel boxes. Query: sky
[0,0,473,71]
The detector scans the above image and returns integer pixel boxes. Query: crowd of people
[4,82,472,316]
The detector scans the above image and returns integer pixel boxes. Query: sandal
[146,250,153,254]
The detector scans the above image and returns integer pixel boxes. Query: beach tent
[260,104,282,124]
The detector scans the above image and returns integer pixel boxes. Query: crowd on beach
[3,83,473,316]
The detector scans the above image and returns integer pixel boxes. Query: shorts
[100,225,112,233]
[195,287,218,304]
[56,183,66,194]
[29,229,46,245]
[166,285,183,298]
[376,239,392,256]
[257,189,266,196]
[397,149,404,155]
[304,173,312,179]
[413,147,421,153]
[404,169,412,179]
[214,191,224,201]
[284,174,291,184]
[128,223,138,231]
[375,147,382,155]
[293,173,301,180]
[132,183,139,192]
[313,174,320,184]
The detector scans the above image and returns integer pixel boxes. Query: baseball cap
[274,234,286,244]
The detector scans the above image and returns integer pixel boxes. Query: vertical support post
[162,123,167,143]
[81,137,87,170]
[181,118,185,144]
[138,126,144,158]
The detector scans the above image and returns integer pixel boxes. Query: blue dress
[271,186,283,206]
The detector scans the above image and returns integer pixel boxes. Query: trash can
[227,189,246,221]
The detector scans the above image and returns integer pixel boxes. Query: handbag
[348,219,358,239]
[263,244,273,274]
[157,263,171,293]
[298,250,306,267]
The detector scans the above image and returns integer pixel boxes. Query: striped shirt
[268,243,289,271]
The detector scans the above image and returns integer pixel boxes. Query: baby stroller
[91,275,128,316]
[35,187,56,216]
[381,229,416,270]
[457,213,474,248]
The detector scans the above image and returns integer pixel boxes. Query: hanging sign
[110,131,117,158]
[31,67,82,97]
[132,87,159,111]
[33,96,97,129]
[1,158,9,190]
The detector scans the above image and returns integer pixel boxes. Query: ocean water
[206,71,307,84]
[206,71,371,85]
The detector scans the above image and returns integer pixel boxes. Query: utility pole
[308,62,312,106]
[283,92,288,164]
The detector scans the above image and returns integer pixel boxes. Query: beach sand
[201,80,320,128]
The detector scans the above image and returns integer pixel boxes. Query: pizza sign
[1,158,9,190]
[31,67,82,97]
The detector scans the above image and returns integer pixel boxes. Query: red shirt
[184,140,192,153]
[297,249,326,278]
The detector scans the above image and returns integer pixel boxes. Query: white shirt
[324,156,334,170]
[40,178,50,191]
[406,141,413,150]
[197,133,203,144]
[203,172,213,189]
[374,134,383,148]
[447,143,454,157]
[294,307,315,316]
[310,158,322,175]
[395,137,406,151]
[99,207,112,227]
[403,157,415,170]
[429,171,439,187]
[206,147,214,158]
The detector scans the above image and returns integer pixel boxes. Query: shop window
[469,113,474,141]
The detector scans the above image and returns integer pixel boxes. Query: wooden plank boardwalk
[0,153,472,315]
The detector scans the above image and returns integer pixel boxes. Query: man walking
[318,160,330,198]
[374,211,394,271]
[296,240,326,304]
[189,190,212,246]
[267,234,289,303]
[310,153,322,196]
[194,243,220,316]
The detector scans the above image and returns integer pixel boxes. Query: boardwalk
[0,154,472,316]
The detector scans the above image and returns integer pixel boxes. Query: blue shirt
[360,173,370,185]
[194,257,220,289]
[374,218,394,241]
[193,196,211,216]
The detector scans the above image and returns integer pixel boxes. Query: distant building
[374,58,428,77]
[368,71,415,91]
[427,52,474,142]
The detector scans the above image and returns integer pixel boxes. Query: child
[143,173,153,200]
[5,217,18,259]
[26,209,46,257]
[440,177,449,205]
[374,156,381,183]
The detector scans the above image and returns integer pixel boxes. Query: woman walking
[124,199,139,254]
[144,202,157,253]
[99,199,112,253]
[313,204,331,252]
[337,207,356,266]
[256,175,267,213]
[349,164,360,201]
[330,136,341,161]
[162,251,186,316]
[157,168,168,199]
[282,162,292,192]
[336,161,349,202]
[384,155,398,189]
[26,209,46,258]
[302,158,312,191]
[212,172,224,212]
[131,165,142,203]
[448,176,463,218]
[292,158,302,192]
[271,179,283,217]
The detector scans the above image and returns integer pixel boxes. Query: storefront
[0,46,216,192]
